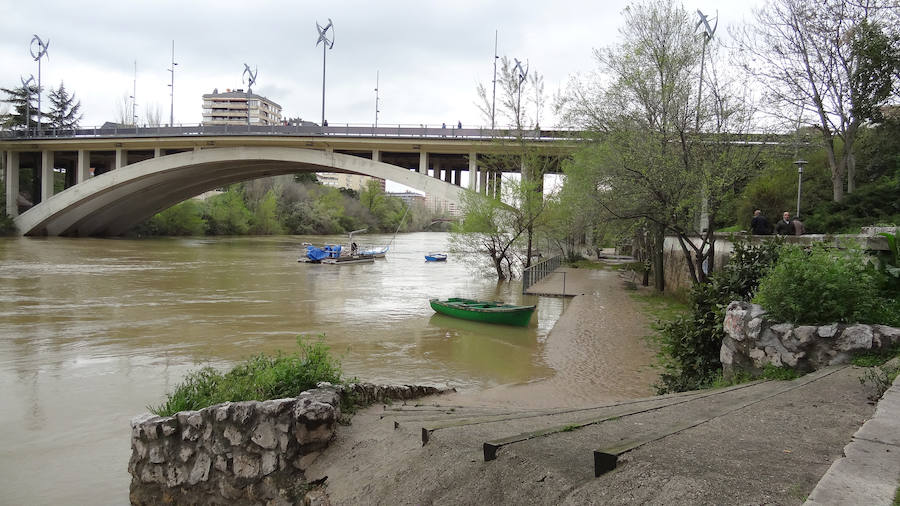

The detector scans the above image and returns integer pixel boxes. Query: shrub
[753,244,886,325]
[150,336,344,416]
[804,175,900,234]
[653,238,782,393]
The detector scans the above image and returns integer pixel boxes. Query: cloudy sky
[0,0,761,130]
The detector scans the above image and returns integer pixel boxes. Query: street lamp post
[316,18,335,131]
[167,41,178,127]
[242,64,257,126]
[795,159,808,219]
[29,35,50,134]
[374,70,380,128]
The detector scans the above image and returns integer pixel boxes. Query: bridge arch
[14,146,467,236]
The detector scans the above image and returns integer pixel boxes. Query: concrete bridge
[0,125,574,236]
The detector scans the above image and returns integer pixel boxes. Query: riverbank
[305,263,890,505]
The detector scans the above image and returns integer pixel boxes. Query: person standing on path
[775,211,794,235]
[793,218,806,235]
[750,210,771,235]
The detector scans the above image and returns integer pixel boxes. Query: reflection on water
[0,233,563,505]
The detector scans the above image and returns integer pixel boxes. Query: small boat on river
[429,298,536,327]
[425,253,447,262]
[298,244,375,264]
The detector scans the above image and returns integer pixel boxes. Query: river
[0,232,567,505]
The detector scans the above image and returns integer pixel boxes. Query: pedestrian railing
[522,255,562,293]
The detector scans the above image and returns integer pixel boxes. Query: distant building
[202,88,282,126]
[385,192,426,207]
[316,173,385,193]
[425,193,461,217]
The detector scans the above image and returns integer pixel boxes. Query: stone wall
[722,301,900,378]
[129,382,450,505]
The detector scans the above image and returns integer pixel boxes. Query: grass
[629,291,690,322]
[707,365,803,389]
[851,344,900,367]
[150,336,344,416]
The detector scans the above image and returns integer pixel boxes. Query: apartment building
[201,89,282,126]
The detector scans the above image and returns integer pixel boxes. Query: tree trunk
[653,223,665,292]
[846,152,856,194]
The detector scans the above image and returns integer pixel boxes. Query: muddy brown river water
[0,232,652,505]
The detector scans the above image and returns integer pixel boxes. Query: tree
[475,57,554,270]
[144,103,162,127]
[736,0,900,202]
[203,187,253,235]
[47,82,82,129]
[450,189,528,281]
[0,84,40,130]
[557,0,765,290]
[250,189,283,235]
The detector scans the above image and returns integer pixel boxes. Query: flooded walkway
[441,265,659,408]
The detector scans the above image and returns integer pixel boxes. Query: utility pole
[130,60,138,126]
[374,70,380,128]
[167,41,177,127]
[491,30,498,130]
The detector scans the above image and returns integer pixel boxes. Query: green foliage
[46,82,82,129]
[150,336,344,416]
[804,175,900,233]
[754,244,893,325]
[203,188,253,235]
[852,344,900,368]
[250,189,283,235]
[137,200,205,236]
[858,361,900,402]
[877,232,900,279]
[0,84,40,129]
[653,238,782,393]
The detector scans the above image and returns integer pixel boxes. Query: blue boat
[425,253,447,262]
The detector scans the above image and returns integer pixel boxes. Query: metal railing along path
[522,255,562,293]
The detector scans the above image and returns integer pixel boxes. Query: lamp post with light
[795,159,807,219]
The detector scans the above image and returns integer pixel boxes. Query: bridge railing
[0,123,579,142]
[522,254,562,293]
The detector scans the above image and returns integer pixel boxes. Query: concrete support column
[468,152,477,190]
[371,149,380,162]
[418,151,427,174]
[115,148,124,170]
[433,159,442,179]
[77,150,89,183]
[153,147,161,158]
[41,150,55,202]
[5,151,19,216]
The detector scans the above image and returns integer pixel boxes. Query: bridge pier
[419,151,427,174]
[41,150,55,203]
[5,151,17,217]
[468,151,477,191]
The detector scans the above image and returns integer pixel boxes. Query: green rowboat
[429,298,536,327]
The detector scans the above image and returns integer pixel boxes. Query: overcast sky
[1,0,761,130]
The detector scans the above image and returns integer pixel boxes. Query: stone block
[188,452,211,485]
[149,445,167,464]
[215,403,231,422]
[178,446,194,463]
[233,451,260,479]
[818,324,837,338]
[252,421,278,450]
[224,424,245,446]
[260,451,278,475]
[835,325,873,352]
[231,402,256,425]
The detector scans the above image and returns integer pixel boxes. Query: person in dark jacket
[775,211,794,235]
[750,210,771,235]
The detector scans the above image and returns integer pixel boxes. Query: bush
[804,175,900,234]
[653,238,782,393]
[753,244,888,325]
[150,336,344,416]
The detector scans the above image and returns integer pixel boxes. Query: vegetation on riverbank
[131,176,445,238]
[150,337,345,417]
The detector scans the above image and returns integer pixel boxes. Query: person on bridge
[775,212,794,235]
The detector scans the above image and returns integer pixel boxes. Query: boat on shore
[429,298,536,326]
[425,253,447,262]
